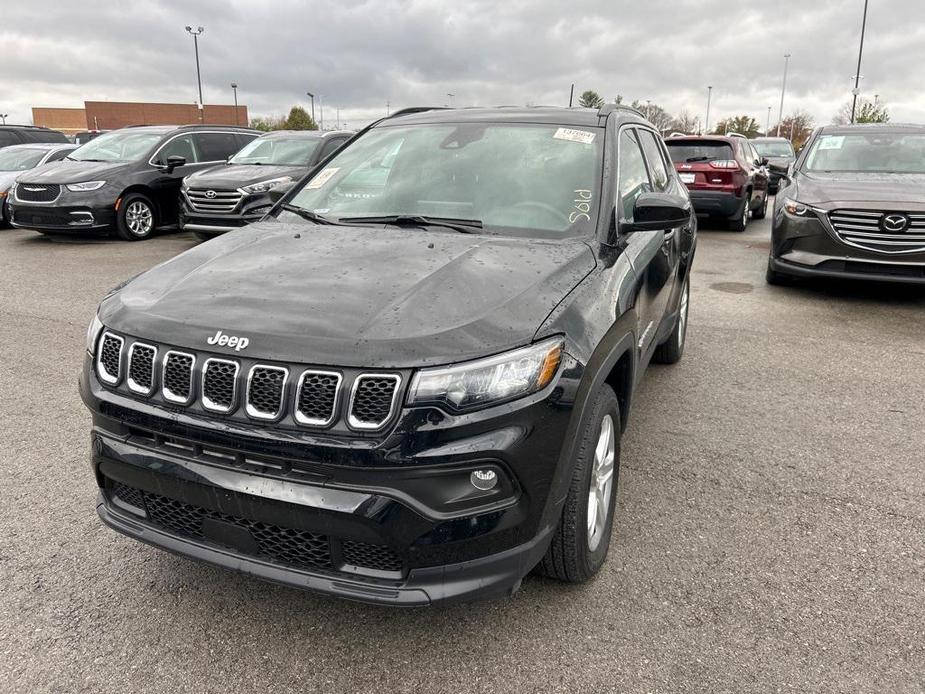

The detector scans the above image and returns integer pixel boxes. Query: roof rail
[596,103,646,119]
[726,132,747,139]
[667,132,689,138]
[387,106,449,119]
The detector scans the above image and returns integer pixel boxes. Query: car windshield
[0,147,47,171]
[231,136,321,165]
[283,122,603,236]
[752,141,795,158]
[69,130,164,162]
[804,132,925,173]
[666,141,734,163]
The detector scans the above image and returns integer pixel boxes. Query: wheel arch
[116,185,159,219]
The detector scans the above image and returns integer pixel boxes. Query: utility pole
[447,93,455,107]
[306,92,315,125]
[231,83,238,125]
[704,86,712,134]
[850,0,870,123]
[319,96,324,131]
[185,26,205,123]
[776,53,791,137]
[766,106,772,135]
[568,83,574,108]
[0,114,7,125]
[336,107,340,129]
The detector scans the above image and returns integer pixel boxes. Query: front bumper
[9,185,118,231]
[81,349,583,604]
[179,194,272,235]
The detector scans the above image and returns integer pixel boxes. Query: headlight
[86,314,104,355]
[782,197,815,217]
[409,337,563,412]
[67,180,106,192]
[240,176,293,194]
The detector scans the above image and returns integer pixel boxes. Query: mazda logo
[205,190,217,199]
[881,213,909,233]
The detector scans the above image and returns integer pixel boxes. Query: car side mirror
[267,181,295,203]
[623,192,691,233]
[165,155,186,173]
[760,157,769,166]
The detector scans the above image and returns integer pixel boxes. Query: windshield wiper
[280,203,336,225]
[338,214,483,234]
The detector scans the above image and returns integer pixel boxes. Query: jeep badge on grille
[206,330,250,351]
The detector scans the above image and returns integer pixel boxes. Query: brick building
[32,101,249,134]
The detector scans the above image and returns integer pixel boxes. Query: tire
[653,276,689,365]
[116,193,157,241]
[752,192,768,220]
[728,192,750,232]
[766,256,794,286]
[536,384,620,583]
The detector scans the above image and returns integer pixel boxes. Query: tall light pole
[306,92,315,125]
[776,53,791,137]
[850,0,870,123]
[185,26,205,122]
[766,106,772,135]
[447,93,455,107]
[704,86,713,134]
[319,95,324,131]
[0,114,7,125]
[230,83,239,125]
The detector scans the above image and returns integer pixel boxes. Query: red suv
[665,134,769,231]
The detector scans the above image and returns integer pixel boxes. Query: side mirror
[267,181,295,203]
[760,157,769,166]
[165,155,186,173]
[623,192,691,233]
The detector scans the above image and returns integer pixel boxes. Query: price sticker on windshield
[553,128,596,145]
[305,167,340,189]
[817,136,845,150]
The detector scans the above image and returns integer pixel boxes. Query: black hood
[796,171,925,209]
[100,222,595,368]
[18,160,133,183]
[185,163,306,189]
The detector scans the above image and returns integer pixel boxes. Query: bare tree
[631,100,674,133]
[669,111,700,135]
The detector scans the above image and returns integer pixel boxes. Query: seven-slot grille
[828,209,925,255]
[185,188,244,213]
[348,375,401,429]
[96,333,124,384]
[127,343,157,394]
[15,183,61,203]
[96,334,401,430]
[245,365,288,419]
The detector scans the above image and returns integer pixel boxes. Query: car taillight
[709,160,739,170]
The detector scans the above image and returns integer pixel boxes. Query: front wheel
[116,193,157,241]
[653,276,689,364]
[536,384,620,583]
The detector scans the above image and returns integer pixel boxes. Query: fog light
[470,469,498,491]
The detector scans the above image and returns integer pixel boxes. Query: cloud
[3,0,923,130]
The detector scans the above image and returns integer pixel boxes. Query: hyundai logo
[881,213,909,233]
[205,190,218,199]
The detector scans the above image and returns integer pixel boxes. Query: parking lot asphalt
[1,211,923,693]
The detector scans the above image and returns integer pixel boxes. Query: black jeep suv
[179,129,353,239]
[80,106,696,604]
[768,123,925,285]
[9,125,258,240]
[751,136,796,194]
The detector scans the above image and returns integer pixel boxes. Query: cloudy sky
[4,0,924,130]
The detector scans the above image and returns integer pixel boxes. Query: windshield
[666,141,734,163]
[0,147,47,171]
[752,141,795,158]
[804,132,925,173]
[231,136,321,165]
[283,123,603,236]
[69,129,164,162]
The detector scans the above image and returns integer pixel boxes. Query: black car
[768,123,925,285]
[80,105,696,605]
[180,129,353,239]
[751,136,796,194]
[9,125,258,240]
[0,124,69,149]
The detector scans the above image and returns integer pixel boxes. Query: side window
[193,132,241,161]
[154,134,198,164]
[0,131,19,147]
[637,130,670,192]
[236,133,258,150]
[318,137,346,161]
[617,129,651,221]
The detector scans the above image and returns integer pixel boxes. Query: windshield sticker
[570,189,592,223]
[305,167,340,189]
[817,136,845,150]
[554,128,596,145]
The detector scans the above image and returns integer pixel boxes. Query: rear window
[666,140,734,163]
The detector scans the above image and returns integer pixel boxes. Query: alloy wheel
[587,414,616,551]
[677,279,690,349]
[126,201,154,237]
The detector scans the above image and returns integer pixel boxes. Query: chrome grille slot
[202,358,239,413]
[348,374,401,430]
[162,351,195,404]
[127,342,157,395]
[185,188,244,213]
[294,370,341,426]
[97,332,124,385]
[829,209,925,255]
[15,183,61,203]
[245,365,288,420]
